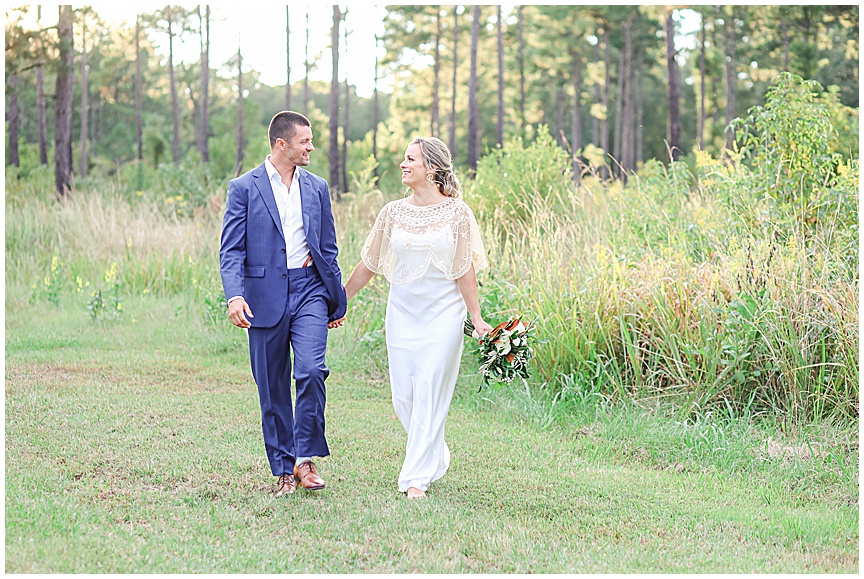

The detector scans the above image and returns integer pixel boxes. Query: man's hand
[228,297,253,329]
[328,316,346,329]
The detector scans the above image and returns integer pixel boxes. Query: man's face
[279,125,314,167]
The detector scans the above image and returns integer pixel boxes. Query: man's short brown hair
[268,111,311,147]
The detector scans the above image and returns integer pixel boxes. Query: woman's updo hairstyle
[411,136,461,198]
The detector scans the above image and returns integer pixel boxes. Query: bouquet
[464,317,537,388]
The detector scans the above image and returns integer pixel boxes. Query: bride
[342,136,493,498]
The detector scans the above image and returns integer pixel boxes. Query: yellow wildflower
[104,262,119,285]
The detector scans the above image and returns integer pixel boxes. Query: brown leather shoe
[275,473,297,496]
[293,460,325,490]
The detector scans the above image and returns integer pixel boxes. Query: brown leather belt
[302,255,314,268]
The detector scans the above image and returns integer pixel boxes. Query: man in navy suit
[220,111,347,496]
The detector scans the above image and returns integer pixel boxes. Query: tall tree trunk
[188,77,199,159]
[635,55,644,166]
[665,11,681,161]
[373,32,379,182]
[570,49,583,185]
[7,73,19,167]
[467,4,481,174]
[554,80,565,147]
[36,6,47,165]
[36,65,47,164]
[449,7,459,159]
[710,22,722,126]
[613,47,624,175]
[195,7,203,153]
[329,6,341,200]
[801,6,814,78]
[135,14,143,162]
[167,7,180,164]
[698,15,706,150]
[723,9,737,155]
[79,17,89,178]
[55,5,74,199]
[592,38,600,148]
[431,8,441,136]
[235,45,244,177]
[600,28,610,180]
[341,9,349,194]
[621,18,634,175]
[98,93,104,143]
[201,5,210,162]
[285,6,291,110]
[623,20,637,176]
[496,5,504,147]
[538,70,550,128]
[518,5,525,130]
[90,90,98,149]
[304,7,310,115]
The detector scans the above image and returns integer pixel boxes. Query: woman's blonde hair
[411,136,461,198]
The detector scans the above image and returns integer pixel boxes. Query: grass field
[5,295,858,573]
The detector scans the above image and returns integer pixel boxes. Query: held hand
[228,298,253,329]
[328,316,346,329]
[471,317,494,340]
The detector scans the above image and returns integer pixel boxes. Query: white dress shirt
[265,156,311,269]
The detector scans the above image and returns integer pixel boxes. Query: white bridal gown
[361,197,488,492]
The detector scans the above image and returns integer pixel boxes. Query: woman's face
[399,143,430,188]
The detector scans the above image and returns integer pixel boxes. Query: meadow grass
[5,296,858,573]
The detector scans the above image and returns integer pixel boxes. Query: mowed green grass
[5,297,858,573]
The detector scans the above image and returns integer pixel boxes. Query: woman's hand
[471,316,493,340]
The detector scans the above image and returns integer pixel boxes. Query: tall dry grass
[5,165,223,309]
[465,112,858,421]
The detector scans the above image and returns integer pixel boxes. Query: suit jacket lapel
[298,168,312,239]
[253,163,285,240]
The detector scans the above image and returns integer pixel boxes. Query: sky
[18,3,702,99]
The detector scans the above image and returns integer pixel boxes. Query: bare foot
[406,487,426,499]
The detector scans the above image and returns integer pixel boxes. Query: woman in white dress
[342,137,493,499]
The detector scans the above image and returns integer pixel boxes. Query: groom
[220,111,347,496]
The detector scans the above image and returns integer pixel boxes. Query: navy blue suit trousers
[248,265,331,476]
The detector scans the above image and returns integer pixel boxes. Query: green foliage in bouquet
[464,317,537,390]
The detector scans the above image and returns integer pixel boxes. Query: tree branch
[7,60,47,75]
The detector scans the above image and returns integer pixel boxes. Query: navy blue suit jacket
[219,163,347,327]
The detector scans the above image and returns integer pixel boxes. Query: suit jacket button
[282,273,287,279]
[281,248,286,253]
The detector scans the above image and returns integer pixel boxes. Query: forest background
[6,4,859,193]
[3,4,860,572]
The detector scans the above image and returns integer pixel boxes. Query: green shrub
[471,125,575,224]
[733,72,857,228]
